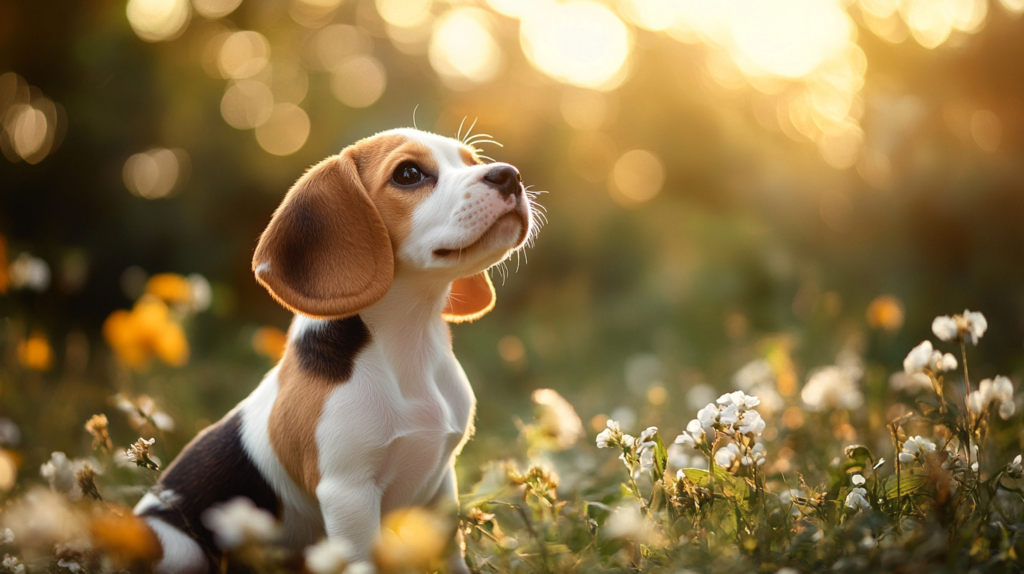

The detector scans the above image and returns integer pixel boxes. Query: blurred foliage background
[1,0,1024,491]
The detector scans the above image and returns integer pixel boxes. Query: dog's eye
[392,161,425,186]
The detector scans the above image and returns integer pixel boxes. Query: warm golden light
[485,0,543,18]
[520,1,632,90]
[620,0,678,32]
[1000,0,1024,13]
[123,148,189,199]
[2,80,62,165]
[429,8,502,86]
[330,56,387,108]
[192,0,241,19]
[560,90,608,131]
[376,0,432,29]
[970,109,1002,152]
[9,105,48,159]
[610,149,664,206]
[219,31,271,79]
[126,0,191,42]
[729,0,852,78]
[313,25,373,71]
[255,103,310,155]
[220,80,274,129]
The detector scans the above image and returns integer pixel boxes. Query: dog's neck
[288,272,457,389]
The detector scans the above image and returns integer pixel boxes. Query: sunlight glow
[429,8,502,86]
[520,1,631,91]
[729,0,852,78]
[126,0,191,42]
[620,0,678,32]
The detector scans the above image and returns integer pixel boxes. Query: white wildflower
[873,458,886,469]
[967,376,1016,420]
[529,389,585,451]
[639,447,655,471]
[126,437,158,470]
[304,538,354,574]
[715,443,740,468]
[932,310,987,345]
[889,372,933,393]
[801,366,864,411]
[737,409,766,436]
[929,351,958,373]
[741,443,766,467]
[899,436,937,464]
[1008,455,1023,479]
[845,487,871,511]
[859,533,877,549]
[674,430,697,447]
[733,359,774,390]
[187,273,213,313]
[696,404,720,440]
[638,426,658,450]
[2,554,25,574]
[903,340,934,374]
[0,530,10,545]
[201,496,280,550]
[40,452,85,500]
[851,474,866,486]
[595,420,620,449]
[717,390,760,409]
[0,419,20,447]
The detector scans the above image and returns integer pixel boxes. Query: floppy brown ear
[252,152,393,318]
[442,271,496,323]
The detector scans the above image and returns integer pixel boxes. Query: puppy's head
[252,128,534,322]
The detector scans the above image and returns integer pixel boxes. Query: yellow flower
[90,508,162,566]
[252,326,288,362]
[867,295,904,332]
[17,332,53,371]
[144,273,192,304]
[374,507,450,572]
[103,296,189,371]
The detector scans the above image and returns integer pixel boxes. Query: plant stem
[960,339,974,474]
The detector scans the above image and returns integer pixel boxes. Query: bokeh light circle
[192,0,241,19]
[255,103,310,156]
[123,148,188,199]
[220,80,274,129]
[610,149,665,205]
[520,1,632,90]
[429,8,502,86]
[330,57,387,108]
[218,31,271,79]
[376,0,432,28]
[126,0,191,42]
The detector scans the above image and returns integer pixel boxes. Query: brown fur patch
[356,139,439,251]
[270,349,331,495]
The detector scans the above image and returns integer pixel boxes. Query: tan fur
[443,272,496,323]
[252,151,394,319]
[459,147,482,166]
[355,138,439,252]
[268,345,332,495]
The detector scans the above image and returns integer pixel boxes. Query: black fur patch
[140,412,278,572]
[294,315,372,381]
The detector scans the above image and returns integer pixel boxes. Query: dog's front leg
[317,478,383,562]
[430,465,471,574]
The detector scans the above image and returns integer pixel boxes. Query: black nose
[483,165,522,198]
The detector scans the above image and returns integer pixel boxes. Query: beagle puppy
[134,128,535,573]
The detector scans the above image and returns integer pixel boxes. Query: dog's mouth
[433,211,526,258]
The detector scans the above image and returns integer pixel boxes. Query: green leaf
[652,433,668,482]
[882,472,928,499]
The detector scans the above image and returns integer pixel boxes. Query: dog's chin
[433,211,527,265]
